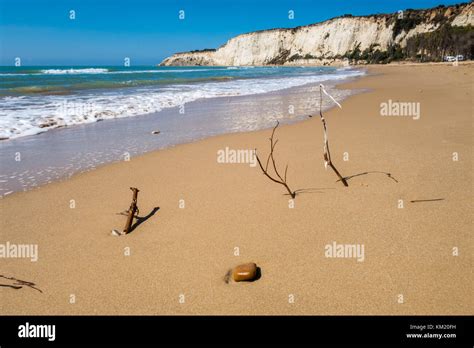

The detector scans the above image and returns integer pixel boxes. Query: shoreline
[0,71,365,197]
[0,63,472,315]
[0,65,363,142]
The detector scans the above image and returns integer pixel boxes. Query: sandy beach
[1,63,472,315]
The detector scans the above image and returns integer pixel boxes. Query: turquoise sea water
[0,64,366,196]
[0,65,364,139]
[1,66,340,95]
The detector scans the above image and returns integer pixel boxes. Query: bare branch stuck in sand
[255,121,296,199]
[123,187,140,234]
[113,190,159,236]
[113,187,141,236]
[315,84,349,187]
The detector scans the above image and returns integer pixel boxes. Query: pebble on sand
[232,262,258,282]
[111,229,124,236]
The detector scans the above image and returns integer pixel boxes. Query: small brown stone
[232,263,258,282]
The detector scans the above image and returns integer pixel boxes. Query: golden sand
[1,63,472,315]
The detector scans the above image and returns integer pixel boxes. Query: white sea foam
[0,68,364,140]
[113,69,216,74]
[40,68,110,74]
[0,73,31,76]
[0,68,217,76]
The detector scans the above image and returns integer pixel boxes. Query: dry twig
[316,84,348,187]
[0,275,42,293]
[123,187,140,234]
[255,122,296,198]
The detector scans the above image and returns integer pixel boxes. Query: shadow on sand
[129,206,160,233]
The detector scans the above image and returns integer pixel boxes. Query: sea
[0,65,365,195]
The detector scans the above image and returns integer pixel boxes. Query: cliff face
[160,2,473,66]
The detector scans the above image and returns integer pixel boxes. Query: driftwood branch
[123,187,140,234]
[255,122,296,198]
[0,275,42,293]
[317,85,348,187]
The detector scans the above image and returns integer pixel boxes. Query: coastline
[1,63,472,315]
[0,70,364,196]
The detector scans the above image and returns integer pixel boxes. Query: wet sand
[0,81,358,196]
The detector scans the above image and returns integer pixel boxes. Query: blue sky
[0,0,465,65]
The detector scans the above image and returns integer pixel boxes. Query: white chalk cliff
[160,2,473,66]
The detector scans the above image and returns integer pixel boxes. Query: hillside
[160,2,473,66]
